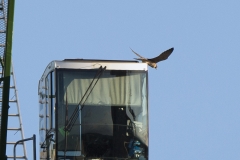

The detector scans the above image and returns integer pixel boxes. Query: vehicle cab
[38,59,149,160]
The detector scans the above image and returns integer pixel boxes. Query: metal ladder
[0,0,27,159]
[3,64,28,159]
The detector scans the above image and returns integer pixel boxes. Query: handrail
[13,134,36,160]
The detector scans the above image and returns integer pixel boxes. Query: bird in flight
[130,47,174,69]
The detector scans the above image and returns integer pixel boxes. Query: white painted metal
[39,59,148,92]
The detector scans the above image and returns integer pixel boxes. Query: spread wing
[148,47,174,63]
[130,48,147,60]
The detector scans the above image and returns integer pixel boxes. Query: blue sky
[6,1,240,159]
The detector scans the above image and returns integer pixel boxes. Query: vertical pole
[33,134,36,160]
[0,0,15,159]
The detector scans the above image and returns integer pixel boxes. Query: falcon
[131,47,174,69]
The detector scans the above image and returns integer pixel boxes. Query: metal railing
[13,134,36,160]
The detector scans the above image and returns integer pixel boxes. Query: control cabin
[38,59,149,160]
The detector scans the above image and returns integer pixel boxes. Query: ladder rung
[0,99,17,102]
[7,142,23,144]
[0,86,15,88]
[0,72,13,74]
[7,156,26,159]
[7,128,21,130]
[8,114,19,116]
[0,72,13,75]
[0,114,19,116]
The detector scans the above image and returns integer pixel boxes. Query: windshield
[56,68,148,160]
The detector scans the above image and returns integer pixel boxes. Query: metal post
[33,134,36,160]
[0,0,15,159]
[14,134,36,160]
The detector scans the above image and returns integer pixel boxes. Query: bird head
[153,63,157,69]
